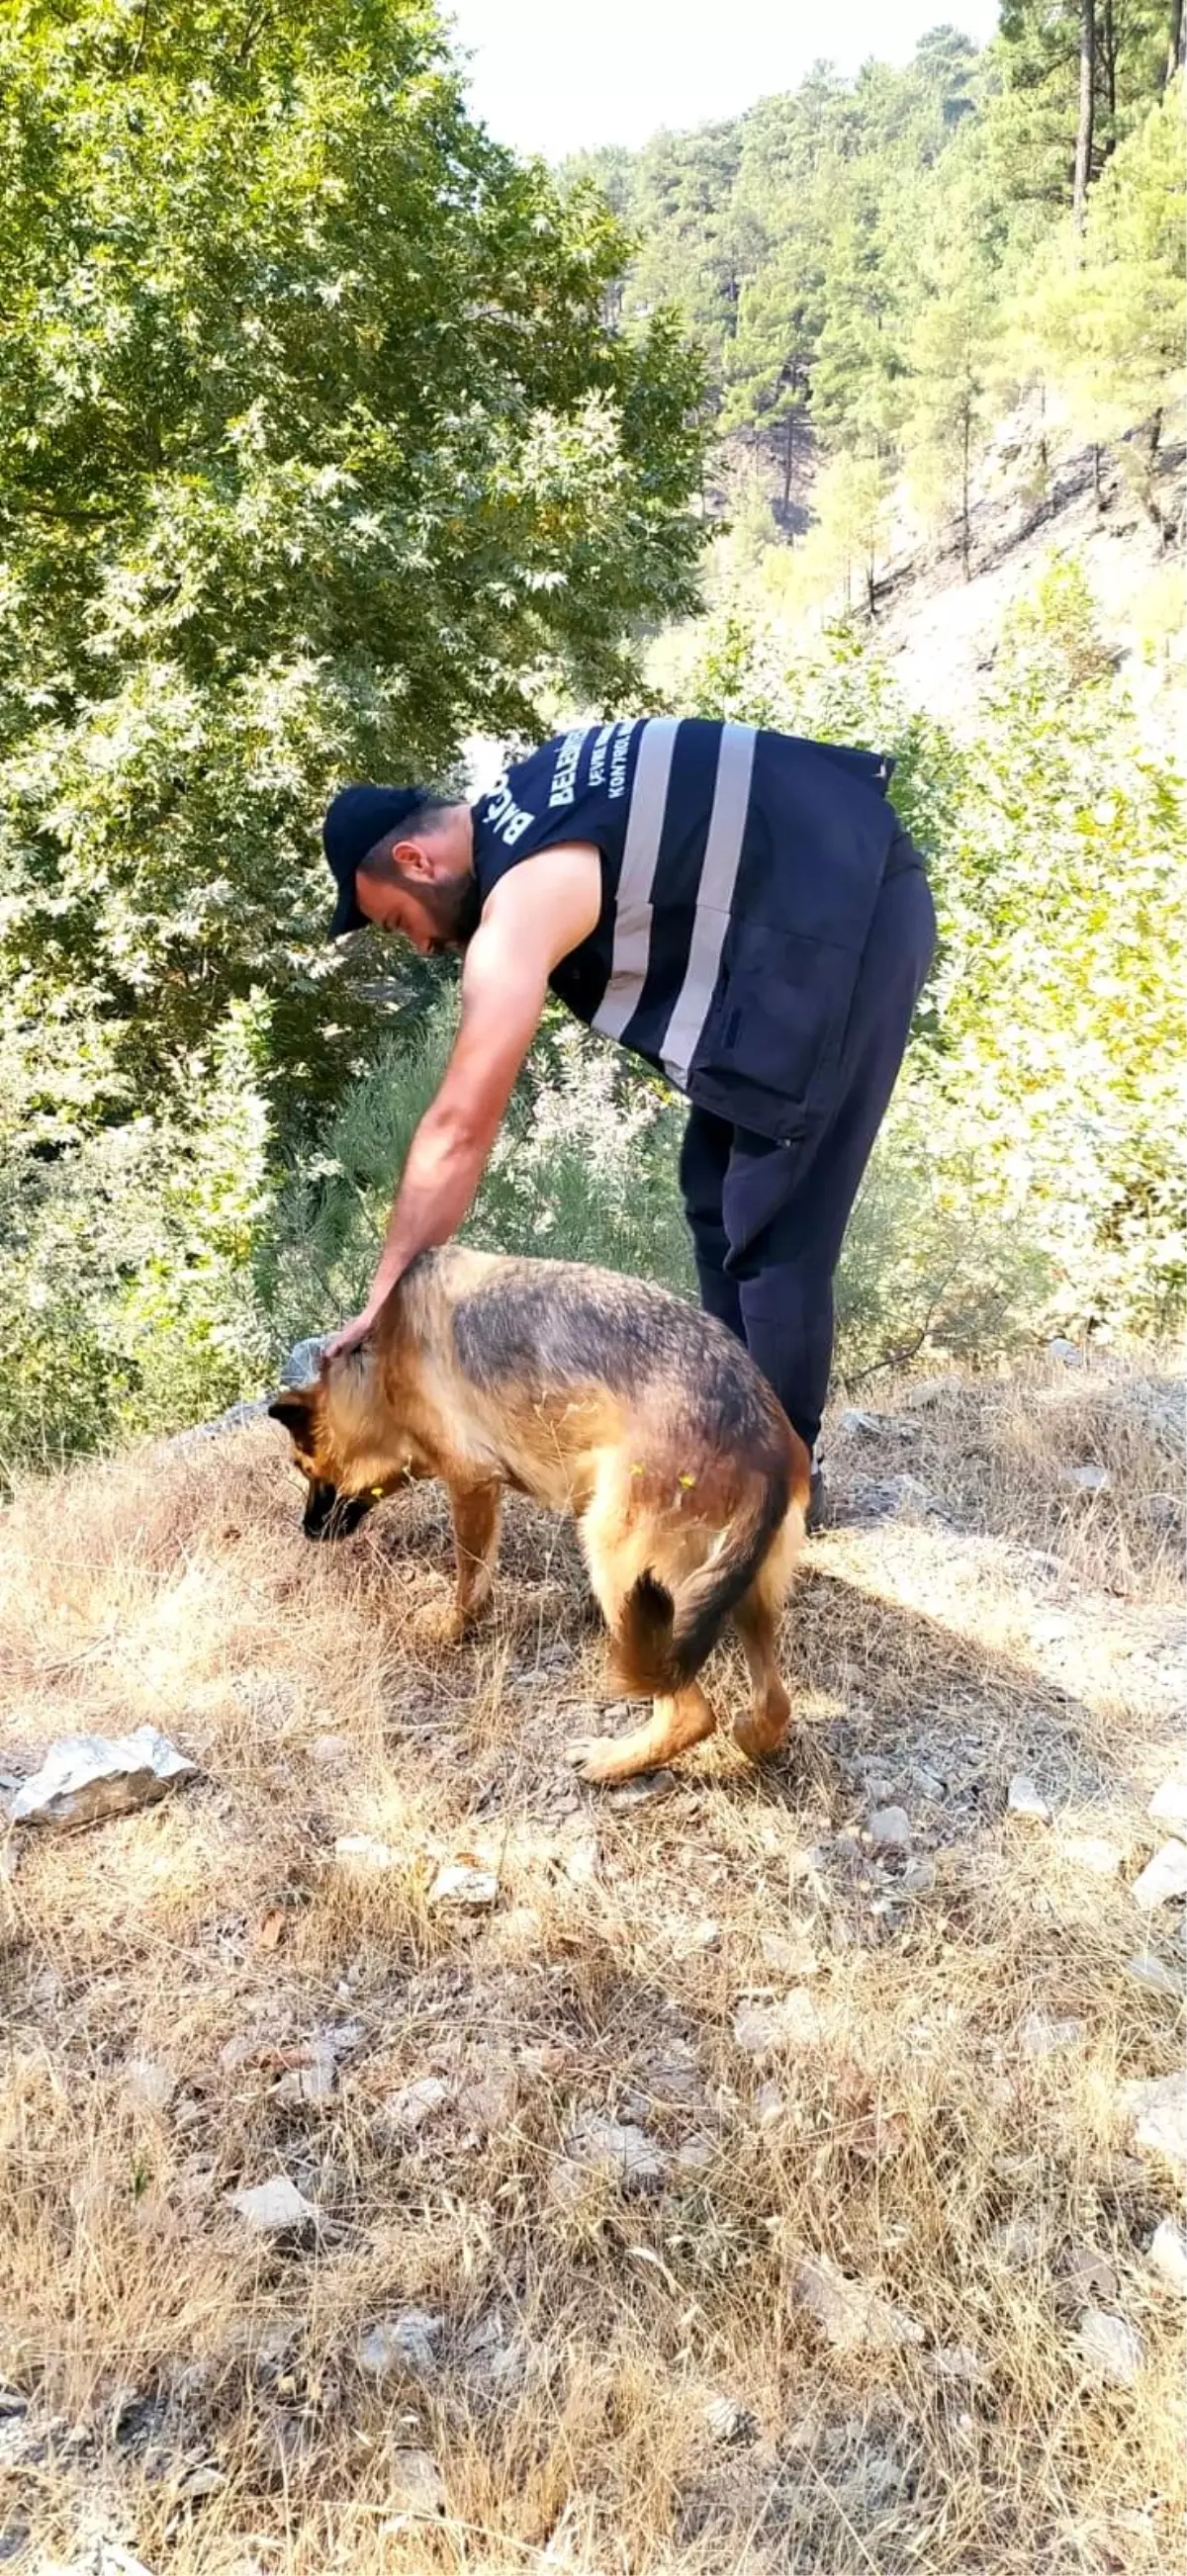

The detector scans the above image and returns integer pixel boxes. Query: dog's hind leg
[566,1679,717,1786]
[731,1584,791,1761]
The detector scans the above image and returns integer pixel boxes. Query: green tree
[903,201,1002,576]
[0,0,704,1123]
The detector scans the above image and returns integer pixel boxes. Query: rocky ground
[1,1350,1184,2575]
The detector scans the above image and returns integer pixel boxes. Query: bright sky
[444,0,1003,158]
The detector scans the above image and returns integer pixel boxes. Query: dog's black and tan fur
[269,1249,809,1785]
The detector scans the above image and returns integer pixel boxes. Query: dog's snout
[301,1482,374,1542]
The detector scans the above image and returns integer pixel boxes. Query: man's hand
[323,1304,383,1364]
[339,843,601,1326]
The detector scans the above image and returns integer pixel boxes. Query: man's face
[356,810,481,956]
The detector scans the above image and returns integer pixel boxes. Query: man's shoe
[806,1456,828,1535]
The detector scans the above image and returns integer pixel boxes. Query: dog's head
[268,1371,410,1542]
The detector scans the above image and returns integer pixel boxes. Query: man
[319,717,936,1502]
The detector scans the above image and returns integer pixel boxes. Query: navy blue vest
[471,718,904,1145]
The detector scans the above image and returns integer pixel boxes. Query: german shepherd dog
[269,1249,809,1786]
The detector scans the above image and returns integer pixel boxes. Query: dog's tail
[613,1466,793,1698]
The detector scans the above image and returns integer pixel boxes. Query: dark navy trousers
[679,844,936,1457]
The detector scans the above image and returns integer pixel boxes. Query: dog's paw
[565,1734,627,1785]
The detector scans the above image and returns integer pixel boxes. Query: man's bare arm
[323,844,600,1356]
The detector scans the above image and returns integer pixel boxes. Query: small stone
[840,1407,881,1437]
[123,2057,176,2113]
[1048,1338,1084,1366]
[1074,2309,1143,2385]
[900,1858,937,1896]
[274,2042,337,2106]
[357,2311,442,2377]
[1147,2218,1187,2293]
[1131,1840,1187,1909]
[334,1832,400,1872]
[927,2344,984,2384]
[605,1769,676,1812]
[1062,2248,1118,2303]
[1122,2071,1187,2169]
[376,2076,452,2136]
[1016,2011,1085,2058]
[10,1728,196,1830]
[428,1863,499,1908]
[792,2254,923,2354]
[381,2447,445,2520]
[910,1764,946,1800]
[991,2217,1042,2268]
[868,1805,911,1851]
[1060,1834,1124,1876]
[559,1830,600,1887]
[705,2393,756,2444]
[228,2176,316,2234]
[1063,1463,1111,1495]
[755,2082,785,2126]
[674,2134,716,2176]
[1125,1952,1184,2000]
[455,2064,518,2134]
[310,1734,351,1771]
[175,2461,227,2500]
[759,1927,819,1978]
[1008,1775,1050,1824]
[733,1991,824,2056]
[1149,1778,1187,1828]
[562,2113,666,2192]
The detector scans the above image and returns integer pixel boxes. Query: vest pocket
[687,923,858,1142]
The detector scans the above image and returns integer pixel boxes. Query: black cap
[321,783,426,938]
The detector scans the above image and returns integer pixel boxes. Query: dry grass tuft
[1,1349,1183,2574]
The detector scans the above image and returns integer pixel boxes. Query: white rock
[1060,1834,1124,1876]
[1048,1338,1085,1366]
[840,1407,881,1437]
[123,2056,176,2112]
[1016,2011,1085,2058]
[1125,1953,1184,2000]
[1122,2072,1187,2169]
[1008,1775,1050,1823]
[428,1863,499,1908]
[175,2461,227,2500]
[991,2217,1041,2268]
[228,2176,317,2234]
[357,2310,442,2377]
[310,1733,351,1771]
[562,2113,666,2191]
[901,1858,937,1895]
[733,1991,824,2057]
[868,1805,911,1851]
[381,2447,445,2520]
[1131,1840,1187,1909]
[10,1728,196,1829]
[792,2253,923,2354]
[1149,1778,1187,1828]
[376,2076,452,2136]
[1147,2218,1187,2293]
[755,2082,786,2126]
[674,2134,716,2176]
[1062,2248,1118,2303]
[1074,2308,1143,2385]
[1063,1463,1111,1495]
[334,1832,400,1872]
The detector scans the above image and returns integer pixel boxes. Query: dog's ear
[268,1391,314,1440]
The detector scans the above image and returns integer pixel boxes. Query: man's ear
[391,833,435,883]
[268,1392,314,1438]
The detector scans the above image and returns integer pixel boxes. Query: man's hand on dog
[323,1306,381,1363]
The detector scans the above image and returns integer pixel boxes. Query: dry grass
[1,1350,1183,2576]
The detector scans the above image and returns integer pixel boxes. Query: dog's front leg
[447,1480,503,1635]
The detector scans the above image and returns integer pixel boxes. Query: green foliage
[0,0,704,1121]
